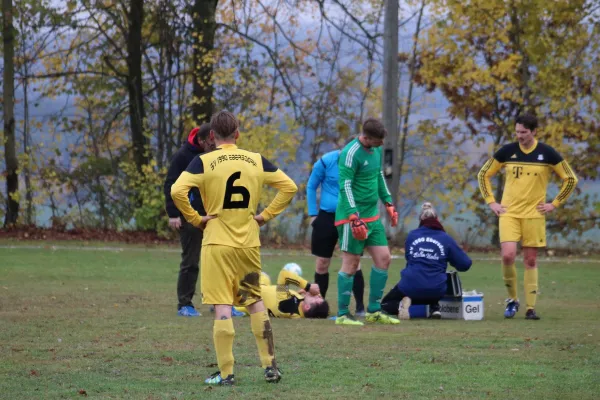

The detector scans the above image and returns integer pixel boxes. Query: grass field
[1,243,599,399]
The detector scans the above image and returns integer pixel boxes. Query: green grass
[1,243,599,399]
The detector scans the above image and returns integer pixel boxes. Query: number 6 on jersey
[224,172,250,209]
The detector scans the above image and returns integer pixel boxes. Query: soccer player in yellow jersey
[171,111,298,386]
[478,114,578,320]
[235,270,329,319]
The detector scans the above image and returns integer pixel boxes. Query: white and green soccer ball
[283,262,303,276]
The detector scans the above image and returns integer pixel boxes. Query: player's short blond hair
[419,202,437,221]
[210,110,239,139]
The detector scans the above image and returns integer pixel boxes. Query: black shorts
[311,210,338,258]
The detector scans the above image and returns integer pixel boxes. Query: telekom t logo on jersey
[512,166,523,179]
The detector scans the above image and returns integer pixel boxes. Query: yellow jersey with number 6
[171,143,298,248]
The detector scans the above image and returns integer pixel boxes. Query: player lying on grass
[381,202,472,319]
[235,270,329,319]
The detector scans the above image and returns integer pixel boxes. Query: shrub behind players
[478,114,578,320]
[171,111,297,386]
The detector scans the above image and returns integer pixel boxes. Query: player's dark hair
[198,123,211,140]
[210,111,239,139]
[304,301,330,319]
[515,114,538,131]
[362,118,387,139]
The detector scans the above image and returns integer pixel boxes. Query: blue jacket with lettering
[398,226,472,299]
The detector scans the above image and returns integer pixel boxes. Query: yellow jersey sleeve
[259,157,298,222]
[550,160,578,208]
[276,269,309,290]
[477,157,503,204]
[170,157,205,227]
[274,270,308,318]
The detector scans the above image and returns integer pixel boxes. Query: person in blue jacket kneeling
[381,202,472,319]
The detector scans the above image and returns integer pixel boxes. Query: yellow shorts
[200,245,262,306]
[499,216,546,247]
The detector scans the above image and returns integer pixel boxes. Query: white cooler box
[440,271,484,320]
[439,292,484,320]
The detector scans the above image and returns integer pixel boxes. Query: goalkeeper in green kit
[334,118,400,326]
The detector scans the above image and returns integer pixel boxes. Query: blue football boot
[504,299,519,318]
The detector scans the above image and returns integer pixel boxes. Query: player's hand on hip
[168,217,182,230]
[349,214,368,240]
[489,202,507,216]
[537,202,556,214]
[310,216,317,225]
[385,202,398,227]
[199,215,217,230]
[254,214,266,227]
[308,283,321,296]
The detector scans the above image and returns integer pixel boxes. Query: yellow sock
[213,319,235,377]
[502,263,518,300]
[524,268,538,310]
[250,311,276,369]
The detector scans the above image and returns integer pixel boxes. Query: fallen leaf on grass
[29,370,39,376]
[78,389,87,396]
[511,348,519,351]
[204,363,218,368]
[161,357,173,364]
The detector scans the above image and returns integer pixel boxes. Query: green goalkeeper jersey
[335,138,392,225]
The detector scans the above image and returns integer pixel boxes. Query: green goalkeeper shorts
[337,219,388,255]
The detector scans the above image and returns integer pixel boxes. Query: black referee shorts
[311,210,338,258]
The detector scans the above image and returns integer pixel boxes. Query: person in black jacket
[164,124,214,316]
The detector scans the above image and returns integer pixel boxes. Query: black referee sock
[314,272,329,299]
[353,269,365,311]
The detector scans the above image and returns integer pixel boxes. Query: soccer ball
[283,262,303,276]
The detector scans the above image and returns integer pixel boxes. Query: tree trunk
[127,0,148,171]
[382,0,399,206]
[191,0,218,124]
[3,0,19,226]
[23,71,33,225]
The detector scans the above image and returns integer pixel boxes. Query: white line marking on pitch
[0,245,598,263]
